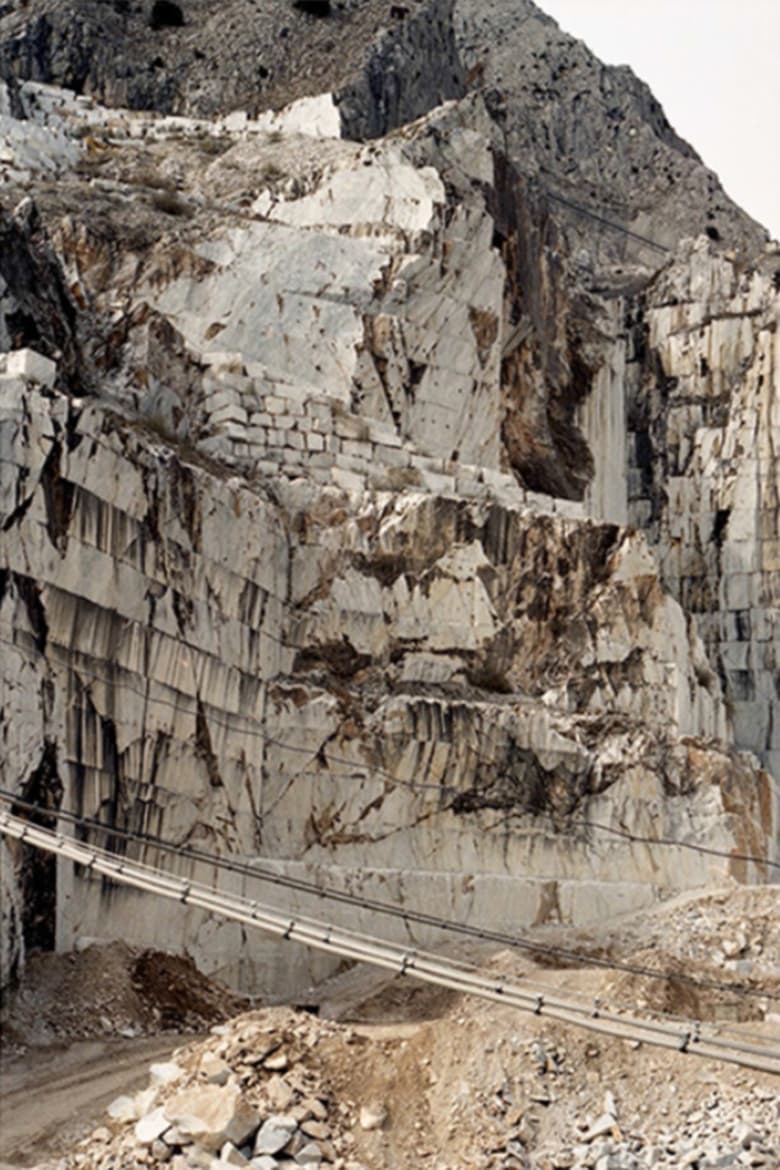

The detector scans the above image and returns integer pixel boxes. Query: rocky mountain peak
[0,0,768,288]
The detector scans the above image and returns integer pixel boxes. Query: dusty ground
[0,939,248,1166]
[0,1033,204,1169]
[0,886,778,1170]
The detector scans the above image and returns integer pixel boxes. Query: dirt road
[0,1034,199,1168]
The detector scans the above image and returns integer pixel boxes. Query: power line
[2,811,778,1074]
[4,434,779,867]
[1,626,778,872]
[3,788,777,1006]
[544,189,671,255]
[5,625,779,872]
[4,792,777,1050]
[472,100,673,258]
[0,629,448,798]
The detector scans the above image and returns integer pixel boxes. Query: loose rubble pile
[4,890,773,1170]
[54,1009,380,1170]
[31,945,780,1170]
[601,887,780,1021]
[0,941,247,1059]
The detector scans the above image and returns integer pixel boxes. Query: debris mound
[0,941,248,1055]
[32,989,780,1170]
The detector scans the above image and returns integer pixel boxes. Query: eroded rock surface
[0,0,778,996]
[0,0,464,125]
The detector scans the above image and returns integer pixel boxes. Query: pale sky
[539,1,780,241]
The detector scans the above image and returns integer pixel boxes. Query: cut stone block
[4,348,56,387]
[210,405,248,427]
[331,466,365,493]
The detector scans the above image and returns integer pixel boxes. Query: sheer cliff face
[0,3,778,993]
[627,245,780,768]
[2,377,769,992]
[454,0,767,271]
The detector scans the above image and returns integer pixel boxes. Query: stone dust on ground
[1,885,777,1170]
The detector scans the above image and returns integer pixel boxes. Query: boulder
[164,1083,260,1153]
[253,1115,298,1156]
[135,1107,171,1145]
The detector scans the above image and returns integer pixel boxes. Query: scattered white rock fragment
[134,1106,171,1145]
[263,1051,289,1072]
[359,1104,387,1131]
[134,1087,159,1117]
[151,1061,185,1086]
[584,1113,621,1142]
[253,1115,298,1156]
[722,931,747,958]
[219,1140,250,1166]
[107,1095,138,1123]
[199,1052,232,1085]
[266,1075,296,1111]
[164,1083,260,1152]
[295,1140,323,1165]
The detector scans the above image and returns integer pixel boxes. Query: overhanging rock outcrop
[0,2,778,994]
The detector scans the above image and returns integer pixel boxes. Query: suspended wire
[2,811,779,1073]
[3,787,778,1008]
[43,801,777,1045]
[3,427,779,869]
[544,190,671,255]
[1,809,776,1071]
[1,627,778,871]
[470,91,673,258]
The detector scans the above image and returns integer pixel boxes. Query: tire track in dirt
[0,1034,201,1168]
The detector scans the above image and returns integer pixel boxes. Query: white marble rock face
[0,73,777,994]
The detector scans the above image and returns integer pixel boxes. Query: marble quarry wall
[0,65,778,994]
[626,244,780,785]
[1,365,773,992]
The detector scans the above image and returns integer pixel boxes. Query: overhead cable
[1,811,778,1075]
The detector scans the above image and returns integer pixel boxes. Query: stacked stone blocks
[194,352,582,518]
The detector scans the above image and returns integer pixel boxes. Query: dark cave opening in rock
[293,0,332,16]
[149,0,184,30]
